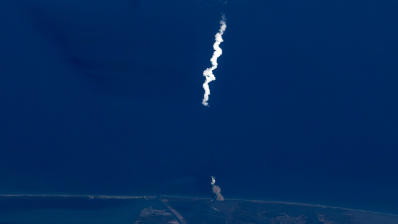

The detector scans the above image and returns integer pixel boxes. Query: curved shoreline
[0,193,397,217]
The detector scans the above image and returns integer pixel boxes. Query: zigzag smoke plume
[202,15,227,106]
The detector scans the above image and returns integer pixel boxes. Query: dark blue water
[0,197,145,224]
[1,0,398,214]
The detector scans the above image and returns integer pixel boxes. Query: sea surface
[1,195,398,224]
[0,196,145,224]
[1,0,398,216]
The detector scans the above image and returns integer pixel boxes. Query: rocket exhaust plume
[202,15,227,106]
[211,176,224,201]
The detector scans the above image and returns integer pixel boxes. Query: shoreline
[0,193,397,217]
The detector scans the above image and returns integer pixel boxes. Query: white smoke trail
[211,176,216,185]
[202,15,227,106]
[210,176,224,201]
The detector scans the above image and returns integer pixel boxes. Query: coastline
[0,193,397,217]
